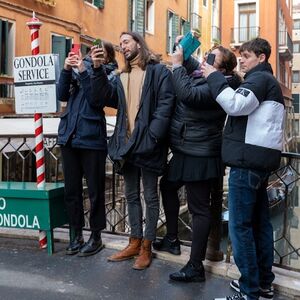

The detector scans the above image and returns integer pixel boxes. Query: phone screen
[71,44,80,55]
[206,53,216,66]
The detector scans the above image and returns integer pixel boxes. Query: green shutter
[93,0,104,8]
[52,35,67,71]
[172,13,179,50]
[135,0,145,35]
[128,0,133,30]
[183,21,190,35]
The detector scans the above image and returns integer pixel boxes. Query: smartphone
[71,44,80,55]
[93,38,104,58]
[206,53,216,65]
[93,38,103,49]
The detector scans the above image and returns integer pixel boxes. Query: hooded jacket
[207,62,285,172]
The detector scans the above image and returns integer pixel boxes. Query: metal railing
[230,26,260,44]
[0,133,299,270]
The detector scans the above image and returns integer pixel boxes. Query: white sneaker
[214,292,247,300]
[230,279,274,300]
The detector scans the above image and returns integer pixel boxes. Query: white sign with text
[13,54,59,114]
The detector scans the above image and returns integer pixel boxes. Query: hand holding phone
[206,53,216,66]
[71,44,80,56]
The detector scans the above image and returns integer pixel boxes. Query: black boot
[78,231,104,257]
[153,236,181,255]
[169,261,205,282]
[66,229,84,255]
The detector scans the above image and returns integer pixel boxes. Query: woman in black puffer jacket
[153,45,241,282]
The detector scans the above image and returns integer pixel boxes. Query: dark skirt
[167,152,224,182]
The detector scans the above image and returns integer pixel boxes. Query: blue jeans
[228,167,275,300]
[123,163,159,241]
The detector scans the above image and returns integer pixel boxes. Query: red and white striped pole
[26,12,47,249]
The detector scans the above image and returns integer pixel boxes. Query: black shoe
[153,236,181,255]
[169,261,205,282]
[65,230,84,255]
[78,231,104,257]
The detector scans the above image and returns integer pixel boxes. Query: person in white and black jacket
[202,38,285,300]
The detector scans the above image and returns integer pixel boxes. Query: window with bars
[238,2,256,42]
[85,0,104,8]
[0,19,13,76]
[167,11,179,54]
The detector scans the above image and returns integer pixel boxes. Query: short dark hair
[212,45,237,75]
[239,38,271,61]
[103,41,117,65]
[120,31,159,72]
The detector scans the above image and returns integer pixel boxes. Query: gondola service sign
[13,54,58,114]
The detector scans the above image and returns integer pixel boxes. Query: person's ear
[259,53,266,63]
[137,43,141,49]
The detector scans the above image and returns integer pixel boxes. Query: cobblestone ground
[0,237,292,300]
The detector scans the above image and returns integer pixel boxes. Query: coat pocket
[77,114,104,139]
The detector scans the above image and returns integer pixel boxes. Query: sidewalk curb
[0,228,299,299]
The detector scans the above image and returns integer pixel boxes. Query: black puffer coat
[170,65,241,157]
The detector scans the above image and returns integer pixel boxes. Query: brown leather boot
[132,239,152,270]
[107,237,142,262]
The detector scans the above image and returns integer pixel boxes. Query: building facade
[0,0,220,115]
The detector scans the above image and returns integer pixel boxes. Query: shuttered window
[181,18,190,35]
[0,20,9,75]
[51,35,72,70]
[129,0,145,35]
[167,11,179,54]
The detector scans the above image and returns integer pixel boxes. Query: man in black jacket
[90,32,175,270]
[202,38,285,300]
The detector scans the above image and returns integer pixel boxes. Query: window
[180,18,190,35]
[293,93,300,113]
[295,119,299,136]
[51,35,72,70]
[145,0,154,33]
[0,19,14,76]
[85,0,104,8]
[129,0,145,35]
[294,42,300,53]
[294,19,300,29]
[167,11,179,54]
[203,0,207,7]
[293,71,300,83]
[238,3,256,42]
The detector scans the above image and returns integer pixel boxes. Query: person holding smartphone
[57,41,118,257]
[158,42,241,282]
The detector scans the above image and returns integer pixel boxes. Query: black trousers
[61,147,107,231]
[160,176,223,263]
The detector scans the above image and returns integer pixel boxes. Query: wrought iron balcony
[279,31,293,61]
[230,26,260,45]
